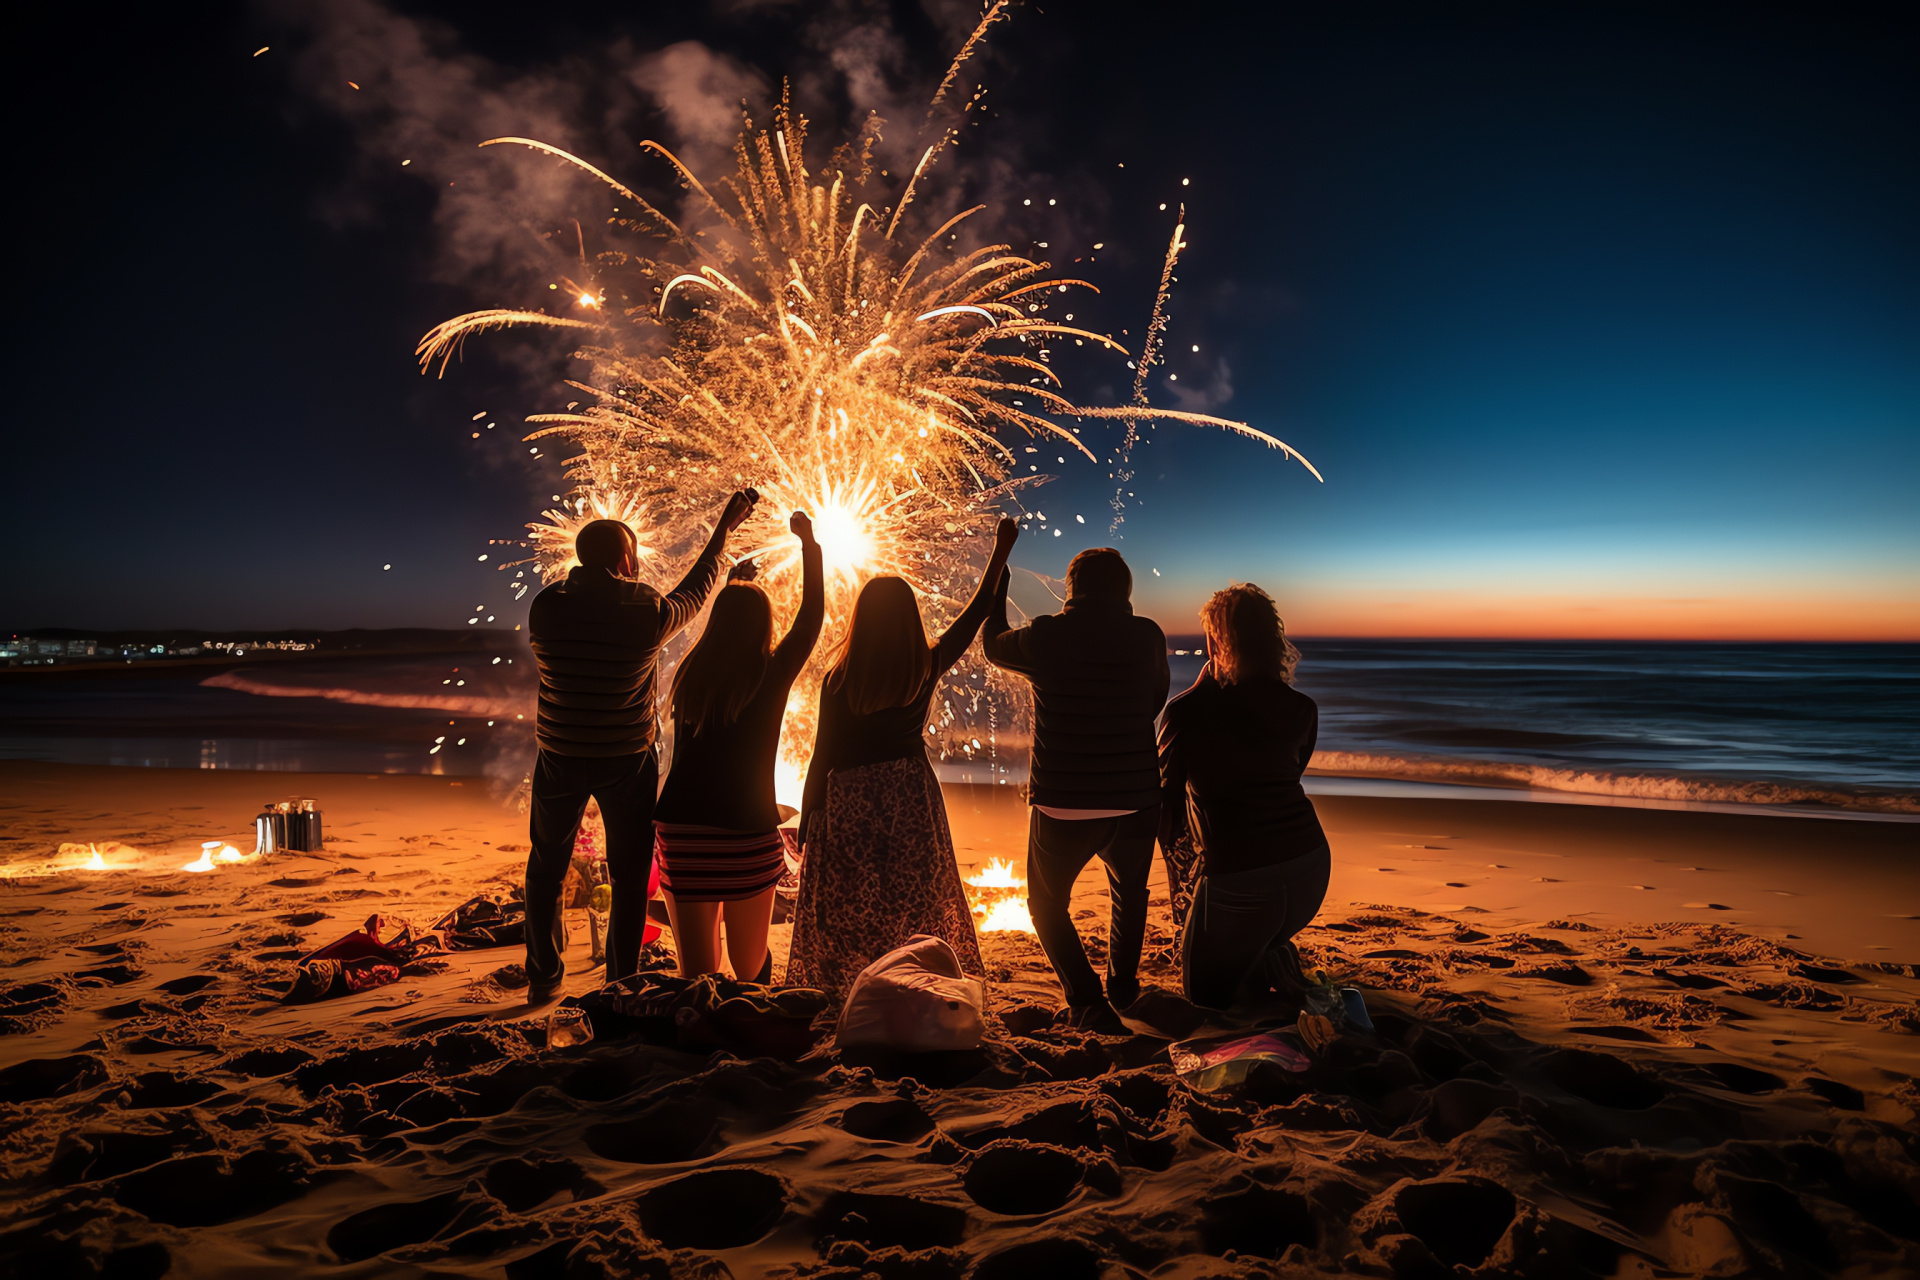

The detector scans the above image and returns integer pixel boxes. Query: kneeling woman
[654,511,823,982]
[1158,583,1329,1010]
[786,517,1019,990]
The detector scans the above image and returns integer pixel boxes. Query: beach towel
[284,914,446,1003]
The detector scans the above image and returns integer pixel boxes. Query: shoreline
[4,753,1916,824]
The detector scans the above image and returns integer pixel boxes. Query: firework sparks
[1110,206,1185,534]
[419,82,1318,798]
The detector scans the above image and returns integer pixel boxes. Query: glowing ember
[965,856,1035,933]
[86,846,106,871]
[419,63,1320,796]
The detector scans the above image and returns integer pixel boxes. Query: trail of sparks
[1110,205,1186,535]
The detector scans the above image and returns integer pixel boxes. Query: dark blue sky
[6,2,1914,638]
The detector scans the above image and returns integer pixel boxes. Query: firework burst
[419,78,1317,801]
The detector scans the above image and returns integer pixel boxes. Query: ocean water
[0,643,536,780]
[1204,639,1920,815]
[2,639,1914,816]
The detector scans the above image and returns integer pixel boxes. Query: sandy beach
[3,759,1917,1277]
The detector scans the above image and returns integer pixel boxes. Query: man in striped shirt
[524,489,757,998]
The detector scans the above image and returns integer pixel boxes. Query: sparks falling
[419,77,1318,801]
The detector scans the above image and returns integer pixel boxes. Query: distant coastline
[1,628,520,679]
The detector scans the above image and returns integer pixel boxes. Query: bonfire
[965,856,1034,933]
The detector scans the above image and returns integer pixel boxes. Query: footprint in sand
[1682,902,1733,911]
[1626,885,1654,891]
[636,1169,788,1249]
[963,1142,1085,1216]
[1531,877,1559,883]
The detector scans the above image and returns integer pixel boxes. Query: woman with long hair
[654,511,823,982]
[1158,583,1330,1014]
[785,517,1020,990]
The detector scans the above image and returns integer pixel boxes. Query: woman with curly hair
[1157,583,1329,1011]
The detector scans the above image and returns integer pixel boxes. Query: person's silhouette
[522,490,757,1000]
[984,547,1169,1034]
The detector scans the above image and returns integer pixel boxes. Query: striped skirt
[653,822,788,903]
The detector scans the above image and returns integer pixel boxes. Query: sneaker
[527,978,564,1004]
[1058,999,1131,1037]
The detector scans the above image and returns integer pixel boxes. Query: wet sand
[2,760,1917,1277]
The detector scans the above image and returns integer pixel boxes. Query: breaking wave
[1307,751,1920,815]
[201,671,524,718]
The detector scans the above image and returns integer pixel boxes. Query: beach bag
[835,934,986,1052]
[434,895,527,949]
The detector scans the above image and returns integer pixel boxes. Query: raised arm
[980,566,1039,677]
[932,517,1020,673]
[771,511,825,682]
[660,489,758,637]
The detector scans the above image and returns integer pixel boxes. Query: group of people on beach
[523,490,1329,1031]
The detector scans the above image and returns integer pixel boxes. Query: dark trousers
[527,749,659,988]
[1182,844,1330,1010]
[1025,806,1160,1008]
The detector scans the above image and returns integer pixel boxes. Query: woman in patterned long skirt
[786,517,1020,990]
[654,510,824,983]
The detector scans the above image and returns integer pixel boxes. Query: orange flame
[964,857,1035,933]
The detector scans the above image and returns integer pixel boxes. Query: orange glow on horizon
[1145,587,1920,643]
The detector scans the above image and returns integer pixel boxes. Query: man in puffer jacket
[984,547,1170,1033]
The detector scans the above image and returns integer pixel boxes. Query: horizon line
[9,624,1917,647]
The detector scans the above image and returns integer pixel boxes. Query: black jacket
[983,582,1170,811]
[1158,667,1327,874]
[527,548,723,757]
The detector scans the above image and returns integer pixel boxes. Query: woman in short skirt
[654,510,823,982]
[786,517,1019,991]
